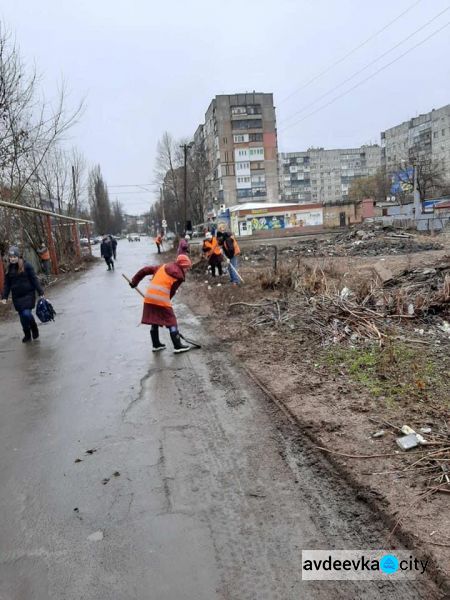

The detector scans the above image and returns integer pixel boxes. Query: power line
[279,20,450,134]
[280,5,450,126]
[278,0,423,105]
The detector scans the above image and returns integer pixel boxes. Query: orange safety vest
[155,236,162,244]
[231,236,240,256]
[39,249,50,261]
[144,265,177,308]
[203,237,221,258]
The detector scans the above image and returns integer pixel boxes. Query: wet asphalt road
[0,240,443,599]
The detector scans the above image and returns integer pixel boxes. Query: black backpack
[36,298,56,323]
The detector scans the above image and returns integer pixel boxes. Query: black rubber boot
[150,328,166,352]
[22,329,32,343]
[30,318,39,340]
[170,331,190,354]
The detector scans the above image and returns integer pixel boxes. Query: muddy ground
[180,227,450,591]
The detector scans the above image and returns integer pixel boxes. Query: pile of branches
[229,261,450,346]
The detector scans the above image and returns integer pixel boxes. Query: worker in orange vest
[202,232,223,277]
[37,243,51,277]
[129,254,192,353]
[154,233,163,254]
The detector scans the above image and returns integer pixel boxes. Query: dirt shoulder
[180,227,450,593]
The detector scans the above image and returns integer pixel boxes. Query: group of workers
[201,225,240,285]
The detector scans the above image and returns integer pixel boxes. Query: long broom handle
[221,252,245,283]
[122,273,145,298]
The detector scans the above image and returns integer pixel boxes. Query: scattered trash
[372,430,385,438]
[73,507,79,513]
[420,427,432,434]
[439,321,450,334]
[85,449,97,455]
[87,530,104,542]
[102,478,110,485]
[340,287,351,300]
[396,433,420,451]
[113,471,120,477]
[74,458,83,463]
[401,425,416,435]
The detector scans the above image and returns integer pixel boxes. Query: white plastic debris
[87,531,104,542]
[401,425,416,435]
[439,321,450,334]
[407,304,415,316]
[372,430,385,438]
[420,427,432,434]
[340,287,351,300]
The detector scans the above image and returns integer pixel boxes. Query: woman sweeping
[1,246,45,343]
[129,253,192,354]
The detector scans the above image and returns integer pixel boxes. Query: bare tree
[0,23,83,205]
[348,169,391,204]
[153,132,183,222]
[89,165,111,234]
[188,137,210,225]
[390,151,448,209]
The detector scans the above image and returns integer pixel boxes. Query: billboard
[390,168,413,195]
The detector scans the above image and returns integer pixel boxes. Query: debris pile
[230,260,450,346]
[277,229,444,258]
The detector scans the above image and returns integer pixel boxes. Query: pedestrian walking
[155,233,163,254]
[1,246,45,343]
[217,224,241,286]
[202,232,223,277]
[129,254,192,353]
[37,243,51,276]
[177,234,190,256]
[100,236,114,271]
[109,235,118,260]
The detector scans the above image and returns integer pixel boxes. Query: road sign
[162,219,167,227]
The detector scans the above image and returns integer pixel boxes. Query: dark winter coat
[100,240,113,259]
[131,262,185,327]
[1,261,44,312]
[218,232,235,259]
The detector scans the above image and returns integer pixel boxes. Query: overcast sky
[2,0,449,213]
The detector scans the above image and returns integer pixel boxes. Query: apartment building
[279,145,381,204]
[202,93,278,208]
[381,103,450,173]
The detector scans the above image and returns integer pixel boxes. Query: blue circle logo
[380,554,399,574]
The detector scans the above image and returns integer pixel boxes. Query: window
[442,129,446,137]
[246,104,262,115]
[223,137,228,144]
[433,131,438,139]
[249,133,263,142]
[232,118,263,130]
[233,134,245,143]
[231,106,247,116]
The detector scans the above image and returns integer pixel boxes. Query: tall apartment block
[279,145,381,204]
[381,103,450,174]
[203,93,278,208]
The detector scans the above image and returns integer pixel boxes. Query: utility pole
[180,142,193,233]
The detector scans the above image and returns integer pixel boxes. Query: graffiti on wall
[251,216,285,230]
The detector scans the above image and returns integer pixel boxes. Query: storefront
[229,202,323,237]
